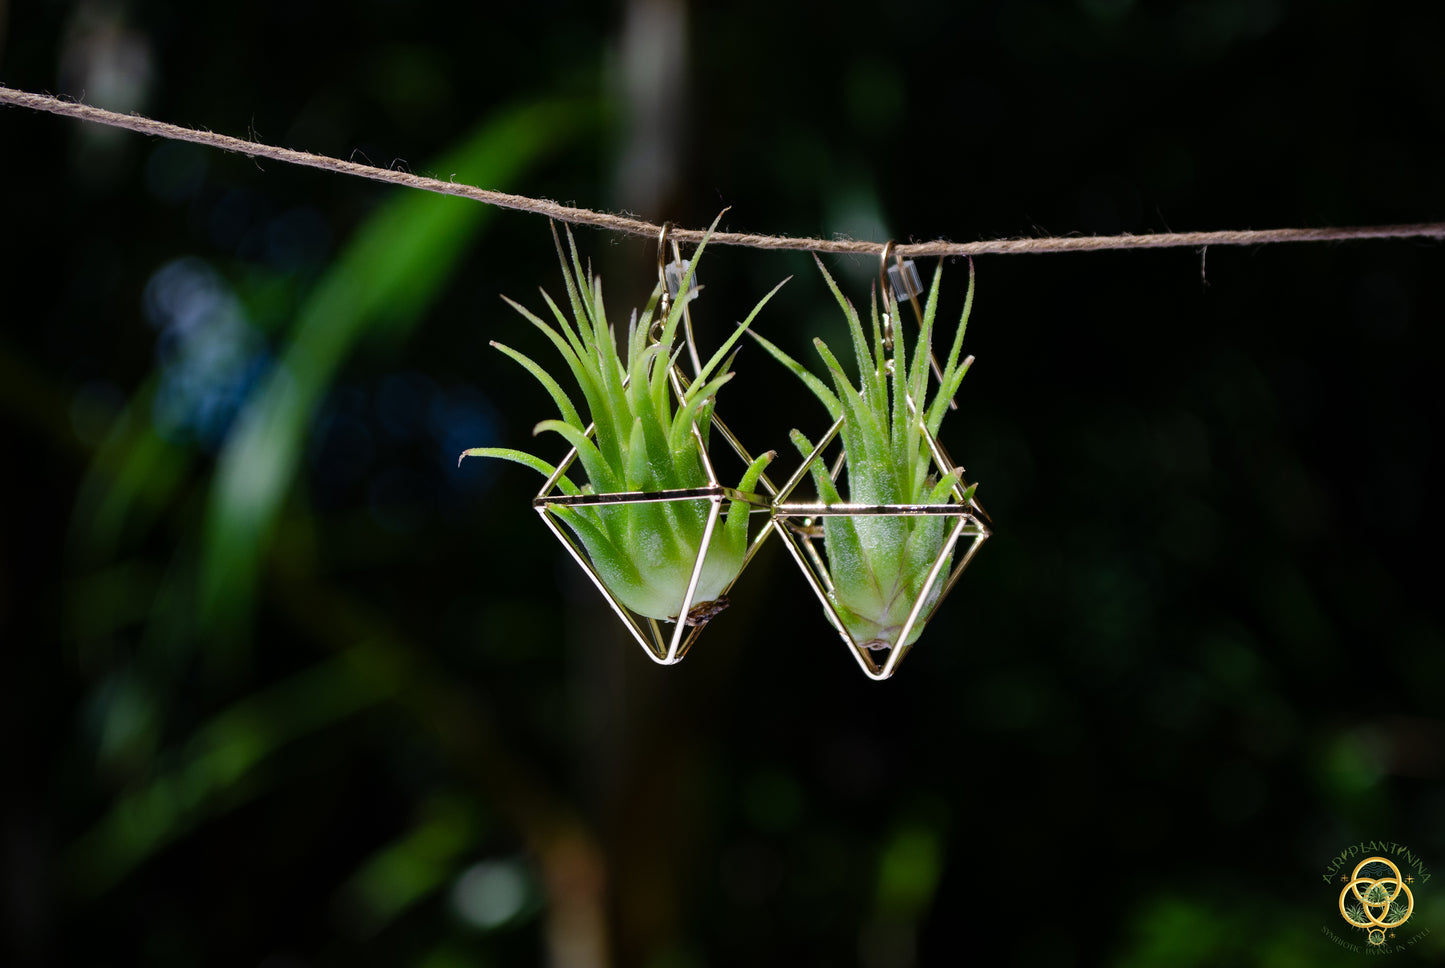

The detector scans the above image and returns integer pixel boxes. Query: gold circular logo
[1338,857,1415,945]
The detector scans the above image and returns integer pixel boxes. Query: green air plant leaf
[461,221,785,624]
[752,255,978,651]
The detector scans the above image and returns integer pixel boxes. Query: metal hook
[655,220,704,377]
[657,223,673,295]
[878,241,897,363]
[653,222,674,342]
[879,240,958,410]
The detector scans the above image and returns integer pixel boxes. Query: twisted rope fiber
[5,86,1444,256]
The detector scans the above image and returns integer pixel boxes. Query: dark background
[2,1,1443,965]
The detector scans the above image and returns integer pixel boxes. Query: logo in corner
[1322,842,1432,955]
[1340,857,1414,946]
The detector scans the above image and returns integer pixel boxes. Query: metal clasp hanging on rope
[879,239,957,410]
[655,221,705,379]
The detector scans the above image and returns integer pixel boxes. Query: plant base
[771,414,991,680]
[535,402,775,666]
[535,484,771,664]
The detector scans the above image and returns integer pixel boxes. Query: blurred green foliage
[200,99,579,645]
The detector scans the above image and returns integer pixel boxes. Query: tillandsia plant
[460,223,784,625]
[752,256,978,651]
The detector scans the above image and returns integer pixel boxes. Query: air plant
[752,256,980,651]
[460,223,784,625]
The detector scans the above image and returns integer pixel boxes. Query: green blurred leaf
[875,823,944,919]
[339,794,481,934]
[67,649,402,896]
[73,381,192,560]
[199,98,585,649]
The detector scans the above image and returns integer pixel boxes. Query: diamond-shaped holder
[771,411,991,681]
[533,363,777,666]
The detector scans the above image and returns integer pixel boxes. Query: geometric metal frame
[514,233,994,675]
[771,411,991,680]
[532,368,776,666]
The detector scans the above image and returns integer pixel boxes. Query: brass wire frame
[532,227,778,665]
[770,411,990,680]
[767,244,991,680]
[526,233,989,675]
[532,373,776,665]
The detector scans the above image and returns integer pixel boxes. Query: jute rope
[4,85,1444,257]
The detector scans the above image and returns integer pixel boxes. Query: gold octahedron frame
[532,364,776,666]
[770,412,992,681]
[530,232,987,675]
